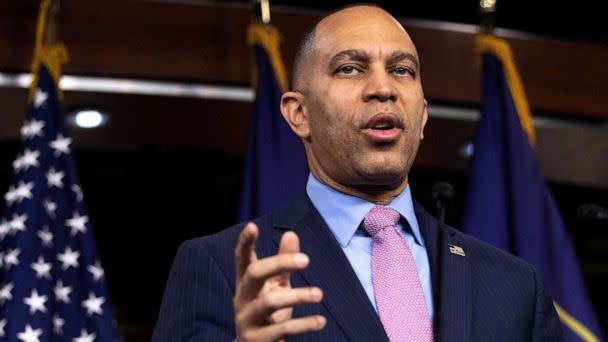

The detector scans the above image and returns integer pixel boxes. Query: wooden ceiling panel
[1,1,607,118]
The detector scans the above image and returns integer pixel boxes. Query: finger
[275,231,301,285]
[243,287,323,325]
[242,315,326,341]
[235,222,259,284]
[238,252,309,301]
[278,231,300,255]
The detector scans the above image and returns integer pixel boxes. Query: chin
[358,165,407,188]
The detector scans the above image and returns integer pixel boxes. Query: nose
[362,67,397,103]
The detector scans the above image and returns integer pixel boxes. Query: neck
[311,170,408,206]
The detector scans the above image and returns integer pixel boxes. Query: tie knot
[362,206,400,237]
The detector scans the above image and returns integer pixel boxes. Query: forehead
[313,7,418,59]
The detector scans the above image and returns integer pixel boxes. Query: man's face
[293,6,428,190]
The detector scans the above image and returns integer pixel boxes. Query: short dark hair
[291,3,386,91]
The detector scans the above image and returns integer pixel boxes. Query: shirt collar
[305,173,424,248]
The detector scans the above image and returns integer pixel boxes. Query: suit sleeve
[532,269,564,341]
[152,239,236,341]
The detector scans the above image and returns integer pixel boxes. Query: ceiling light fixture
[68,109,109,129]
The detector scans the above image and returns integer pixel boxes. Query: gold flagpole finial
[29,0,68,100]
[479,0,496,34]
[252,0,271,24]
[44,0,60,45]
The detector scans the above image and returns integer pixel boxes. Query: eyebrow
[388,51,420,73]
[328,49,369,70]
[328,49,420,73]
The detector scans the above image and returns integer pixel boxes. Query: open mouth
[364,113,402,130]
[361,113,403,142]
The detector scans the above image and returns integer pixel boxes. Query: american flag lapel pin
[448,244,465,256]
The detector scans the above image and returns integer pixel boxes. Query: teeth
[374,123,391,129]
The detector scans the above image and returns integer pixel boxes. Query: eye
[336,65,362,76]
[392,66,415,77]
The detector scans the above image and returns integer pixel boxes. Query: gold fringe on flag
[247,23,289,93]
[475,34,536,146]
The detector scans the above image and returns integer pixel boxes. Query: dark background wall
[1,1,607,340]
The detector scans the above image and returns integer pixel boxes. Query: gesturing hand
[233,223,326,342]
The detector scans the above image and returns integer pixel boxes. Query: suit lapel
[440,231,472,341]
[415,202,471,342]
[272,193,389,341]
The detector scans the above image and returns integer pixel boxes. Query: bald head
[291,4,414,91]
[279,3,428,204]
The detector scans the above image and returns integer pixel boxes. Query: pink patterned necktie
[363,206,433,342]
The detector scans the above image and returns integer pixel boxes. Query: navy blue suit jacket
[153,192,563,341]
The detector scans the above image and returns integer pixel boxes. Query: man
[153,4,563,341]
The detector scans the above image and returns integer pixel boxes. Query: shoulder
[181,192,312,259]
[445,224,547,315]
[415,200,536,278]
[456,227,533,270]
[175,213,276,263]
[449,227,562,339]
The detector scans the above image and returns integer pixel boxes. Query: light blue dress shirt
[306,173,434,320]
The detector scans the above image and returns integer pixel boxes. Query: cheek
[312,97,352,137]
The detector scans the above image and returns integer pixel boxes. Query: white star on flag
[46,167,65,188]
[73,329,96,342]
[53,314,64,335]
[57,247,80,270]
[4,248,20,269]
[66,212,88,236]
[20,119,45,139]
[9,213,28,235]
[23,289,47,314]
[0,318,5,337]
[17,324,43,342]
[4,185,18,206]
[81,292,105,316]
[49,133,72,156]
[12,149,40,172]
[4,183,34,206]
[88,261,105,281]
[0,282,13,303]
[33,88,48,108]
[14,181,34,205]
[53,280,72,304]
[72,184,84,201]
[31,256,52,279]
[11,159,21,172]
[37,226,53,247]
[0,219,9,239]
[43,198,57,218]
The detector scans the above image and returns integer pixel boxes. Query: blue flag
[462,34,604,342]
[238,24,309,222]
[0,60,119,340]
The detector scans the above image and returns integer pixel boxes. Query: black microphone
[432,182,455,225]
[576,203,608,223]
[431,181,454,341]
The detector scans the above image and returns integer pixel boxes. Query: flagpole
[252,0,271,25]
[478,0,496,34]
[43,0,60,46]
[247,0,288,92]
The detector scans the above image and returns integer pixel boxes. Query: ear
[280,91,310,140]
[420,99,429,140]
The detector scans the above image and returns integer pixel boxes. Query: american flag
[0,64,119,341]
